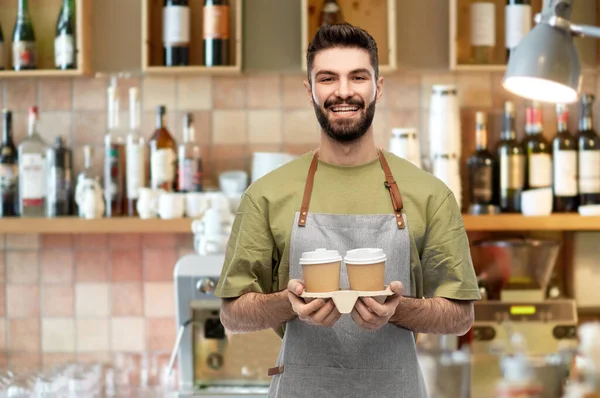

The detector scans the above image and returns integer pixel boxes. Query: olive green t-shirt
[215,150,481,317]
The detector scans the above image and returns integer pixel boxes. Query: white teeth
[331,106,358,112]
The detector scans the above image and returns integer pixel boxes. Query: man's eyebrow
[314,68,372,77]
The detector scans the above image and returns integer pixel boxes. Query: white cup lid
[344,248,386,265]
[299,248,342,265]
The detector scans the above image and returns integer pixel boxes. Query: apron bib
[267,149,428,398]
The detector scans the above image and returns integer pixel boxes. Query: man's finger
[311,300,336,324]
[296,298,327,317]
[322,307,341,326]
[351,308,365,327]
[354,298,376,323]
[361,297,389,317]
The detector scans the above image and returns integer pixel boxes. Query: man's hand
[287,279,341,327]
[351,281,403,331]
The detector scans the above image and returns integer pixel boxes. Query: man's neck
[318,130,378,166]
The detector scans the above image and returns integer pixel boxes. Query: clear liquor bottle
[75,145,96,217]
[103,85,126,217]
[18,106,47,217]
[125,87,145,216]
[177,113,203,192]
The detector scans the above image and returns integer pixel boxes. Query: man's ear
[375,76,384,103]
[303,79,314,106]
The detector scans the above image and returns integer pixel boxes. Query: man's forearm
[220,291,297,333]
[390,296,474,335]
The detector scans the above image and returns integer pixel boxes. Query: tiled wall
[1,69,599,370]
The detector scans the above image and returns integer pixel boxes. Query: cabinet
[301,0,397,73]
[141,0,243,75]
[0,0,92,78]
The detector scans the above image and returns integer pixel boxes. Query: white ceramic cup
[186,192,210,218]
[153,192,186,219]
[219,170,248,195]
[521,187,553,216]
[136,188,164,219]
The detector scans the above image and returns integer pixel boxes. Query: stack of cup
[389,127,422,169]
[429,84,462,206]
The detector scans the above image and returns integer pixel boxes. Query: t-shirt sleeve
[214,192,275,299]
[420,189,482,301]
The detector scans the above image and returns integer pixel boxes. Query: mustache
[324,97,364,109]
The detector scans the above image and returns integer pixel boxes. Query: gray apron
[267,149,428,398]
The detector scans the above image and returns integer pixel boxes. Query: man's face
[305,47,383,143]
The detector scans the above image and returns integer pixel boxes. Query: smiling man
[215,23,481,397]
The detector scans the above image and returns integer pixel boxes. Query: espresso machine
[169,253,282,397]
[469,238,579,398]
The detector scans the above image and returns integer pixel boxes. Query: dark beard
[313,96,376,143]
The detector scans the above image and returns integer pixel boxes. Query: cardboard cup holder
[300,286,394,314]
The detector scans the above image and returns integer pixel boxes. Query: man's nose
[335,79,354,99]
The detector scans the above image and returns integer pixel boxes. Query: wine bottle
[505,0,531,62]
[55,0,76,70]
[523,102,552,190]
[467,111,496,212]
[0,109,18,217]
[125,87,145,216]
[320,0,344,27]
[470,0,496,64]
[103,86,126,217]
[177,113,203,193]
[552,104,578,212]
[577,93,600,205]
[18,106,47,217]
[0,22,5,70]
[46,136,74,217]
[149,106,177,191]
[163,0,190,66]
[12,0,36,71]
[203,0,229,66]
[498,101,525,212]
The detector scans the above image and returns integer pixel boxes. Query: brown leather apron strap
[298,150,320,227]
[267,365,284,376]
[377,149,405,229]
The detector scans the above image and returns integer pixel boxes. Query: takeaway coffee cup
[344,248,386,291]
[299,248,342,293]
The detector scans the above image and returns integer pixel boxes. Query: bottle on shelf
[467,111,497,214]
[0,109,18,217]
[203,0,230,66]
[55,0,76,70]
[46,136,74,217]
[523,102,552,191]
[577,93,600,206]
[163,0,190,67]
[505,0,532,62]
[497,101,525,212]
[125,87,145,217]
[0,22,5,70]
[552,103,578,212]
[320,0,344,27]
[177,113,203,193]
[75,145,96,217]
[12,0,36,71]
[470,0,496,64]
[18,106,47,217]
[149,105,177,192]
[103,85,126,217]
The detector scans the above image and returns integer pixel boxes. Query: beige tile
[5,79,37,112]
[142,234,179,249]
[248,110,283,144]
[0,251,4,283]
[6,251,39,284]
[283,74,311,109]
[0,285,4,317]
[456,72,492,108]
[420,72,456,109]
[76,319,109,352]
[41,286,74,317]
[147,318,176,352]
[38,112,72,145]
[213,76,247,109]
[75,250,109,282]
[143,248,178,282]
[172,110,211,145]
[110,317,146,352]
[76,283,110,317]
[7,285,39,318]
[382,73,421,109]
[43,353,76,370]
[9,352,40,372]
[41,235,73,249]
[0,236,4,249]
[213,110,248,144]
[0,319,6,351]
[109,234,142,249]
[42,318,75,353]
[283,110,320,144]
[144,283,174,317]
[41,250,74,285]
[247,75,282,109]
[177,76,212,110]
[111,283,143,316]
[6,234,40,249]
[371,109,388,149]
[11,111,29,143]
[77,352,111,364]
[209,145,249,182]
[72,111,106,145]
[111,249,143,282]
[38,79,72,111]
[74,234,109,249]
[73,76,108,111]
[143,77,177,112]
[9,319,40,352]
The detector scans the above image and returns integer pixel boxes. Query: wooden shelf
[141,0,242,75]
[301,0,397,72]
[0,217,194,234]
[462,214,600,231]
[0,0,92,78]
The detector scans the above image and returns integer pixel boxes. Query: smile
[329,106,360,116]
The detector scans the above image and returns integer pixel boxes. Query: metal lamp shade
[502,22,582,104]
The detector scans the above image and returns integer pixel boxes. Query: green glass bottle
[55,0,76,70]
[12,0,36,71]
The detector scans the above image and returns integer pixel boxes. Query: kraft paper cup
[344,248,386,291]
[299,248,342,293]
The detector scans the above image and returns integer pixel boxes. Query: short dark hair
[306,23,379,82]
